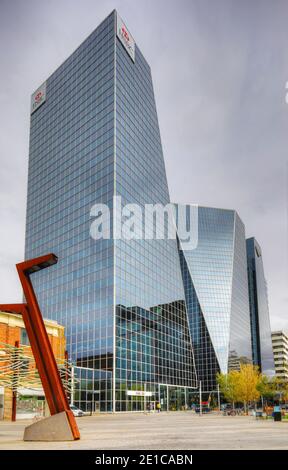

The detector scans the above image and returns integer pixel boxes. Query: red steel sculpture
[0,253,80,440]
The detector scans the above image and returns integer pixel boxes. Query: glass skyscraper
[25,10,197,412]
[178,206,253,392]
[246,237,274,376]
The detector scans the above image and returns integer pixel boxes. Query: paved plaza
[0,412,288,450]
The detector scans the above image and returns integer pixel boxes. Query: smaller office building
[177,206,253,393]
[0,310,66,420]
[246,238,274,376]
[272,331,288,382]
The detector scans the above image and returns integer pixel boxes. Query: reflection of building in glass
[246,238,274,376]
[25,10,197,412]
[271,331,288,382]
[178,246,219,393]
[178,206,253,392]
[115,301,196,411]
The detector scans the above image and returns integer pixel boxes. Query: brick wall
[0,311,66,420]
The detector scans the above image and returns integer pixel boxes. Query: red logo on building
[121,26,130,42]
[34,91,43,103]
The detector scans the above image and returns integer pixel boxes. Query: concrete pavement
[0,412,287,450]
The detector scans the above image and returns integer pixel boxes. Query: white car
[70,405,84,417]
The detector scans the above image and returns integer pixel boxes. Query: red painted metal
[0,254,80,439]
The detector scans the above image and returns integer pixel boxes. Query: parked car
[70,405,84,417]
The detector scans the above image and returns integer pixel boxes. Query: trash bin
[273,404,282,421]
[274,411,282,422]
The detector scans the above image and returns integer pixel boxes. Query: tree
[281,381,288,402]
[257,375,277,402]
[237,364,261,413]
[216,370,240,408]
[217,364,262,413]
[257,375,288,404]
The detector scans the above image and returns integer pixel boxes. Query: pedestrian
[156,402,161,413]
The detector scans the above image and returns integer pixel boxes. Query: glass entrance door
[168,387,186,411]
[159,385,168,411]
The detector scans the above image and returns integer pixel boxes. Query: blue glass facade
[25,10,268,409]
[179,243,220,392]
[178,206,253,391]
[246,238,275,376]
[113,15,197,411]
[25,11,197,412]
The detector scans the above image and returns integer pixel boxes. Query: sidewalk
[0,412,287,450]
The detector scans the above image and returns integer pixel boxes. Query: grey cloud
[0,0,287,330]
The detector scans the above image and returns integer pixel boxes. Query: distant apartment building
[246,238,274,376]
[271,331,288,382]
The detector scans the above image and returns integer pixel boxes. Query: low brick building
[0,310,66,420]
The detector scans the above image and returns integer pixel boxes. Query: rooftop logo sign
[116,13,135,62]
[31,81,46,114]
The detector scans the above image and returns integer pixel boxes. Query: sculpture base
[24,411,77,441]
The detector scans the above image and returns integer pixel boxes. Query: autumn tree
[217,364,262,413]
[281,381,288,401]
[256,375,288,411]
[216,370,240,409]
[257,375,278,402]
[236,364,261,413]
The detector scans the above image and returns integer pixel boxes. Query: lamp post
[217,383,221,412]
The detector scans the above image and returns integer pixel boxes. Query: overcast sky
[0,0,287,330]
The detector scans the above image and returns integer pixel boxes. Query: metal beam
[0,254,80,440]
